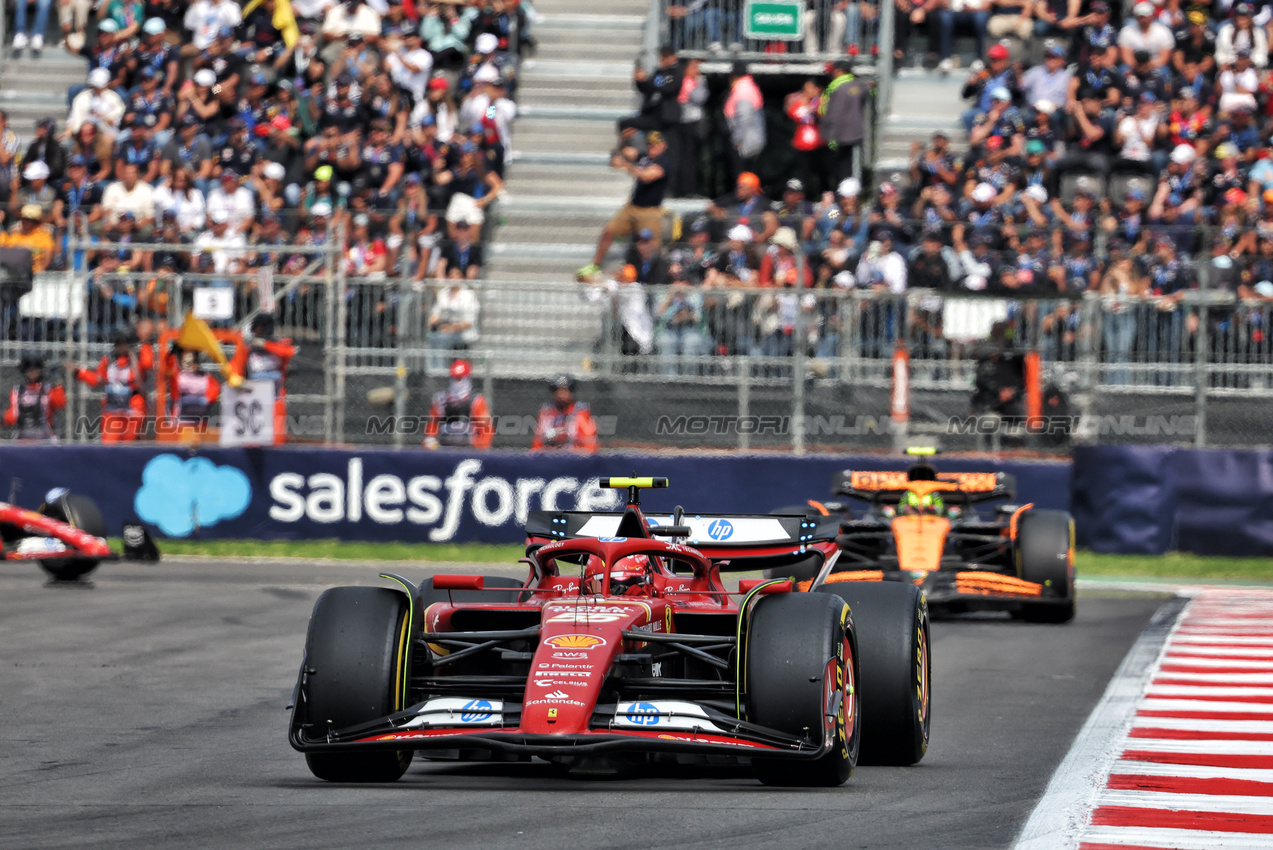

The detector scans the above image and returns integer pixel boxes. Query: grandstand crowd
[2,0,1270,377]
[0,0,535,351]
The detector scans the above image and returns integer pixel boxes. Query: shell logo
[544,634,607,649]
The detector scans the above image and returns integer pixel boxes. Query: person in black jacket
[618,45,683,141]
[24,119,67,185]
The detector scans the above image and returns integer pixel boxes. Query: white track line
[1121,738,1273,755]
[1138,698,1273,713]
[1152,672,1273,683]
[1171,637,1273,646]
[1149,685,1273,698]
[1132,717,1273,734]
[1080,826,1273,849]
[1158,658,1273,670]
[1013,598,1186,850]
[1111,760,1273,782]
[1097,790,1273,815]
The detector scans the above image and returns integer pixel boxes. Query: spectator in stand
[856,228,908,293]
[1216,3,1268,69]
[814,177,868,256]
[1113,93,1166,175]
[819,59,872,187]
[772,178,816,242]
[581,262,654,358]
[183,0,244,57]
[654,272,707,374]
[578,130,670,280]
[421,1,475,70]
[960,43,1018,132]
[723,61,765,182]
[423,358,493,450]
[671,58,708,198]
[938,0,991,75]
[11,0,53,57]
[193,209,246,274]
[101,162,155,232]
[18,161,57,220]
[67,69,126,163]
[4,356,65,440]
[427,275,479,370]
[53,155,104,237]
[910,227,955,290]
[986,0,1032,43]
[624,228,671,285]
[1022,43,1071,112]
[707,171,777,244]
[1118,2,1174,71]
[618,45,682,142]
[531,374,597,453]
[25,119,66,185]
[435,218,483,280]
[2,205,56,272]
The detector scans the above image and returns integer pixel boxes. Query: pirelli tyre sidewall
[301,586,414,782]
[38,492,106,581]
[817,581,931,766]
[745,591,859,787]
[1016,510,1076,624]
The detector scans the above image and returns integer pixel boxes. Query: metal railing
[658,0,882,65]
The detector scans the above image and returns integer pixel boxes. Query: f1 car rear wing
[833,470,1017,503]
[526,509,841,569]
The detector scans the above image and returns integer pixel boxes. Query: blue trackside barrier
[0,446,1070,545]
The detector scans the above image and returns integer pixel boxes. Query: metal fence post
[877,0,895,123]
[323,225,337,445]
[392,283,410,450]
[1194,304,1208,447]
[334,223,349,444]
[737,355,750,451]
[792,254,807,455]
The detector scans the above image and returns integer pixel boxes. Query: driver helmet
[584,554,651,596]
[898,490,945,516]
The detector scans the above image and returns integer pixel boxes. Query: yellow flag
[176,311,243,386]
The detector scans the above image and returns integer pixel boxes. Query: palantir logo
[460,699,493,723]
[707,519,734,541]
[626,702,661,726]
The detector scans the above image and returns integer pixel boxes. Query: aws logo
[543,634,606,649]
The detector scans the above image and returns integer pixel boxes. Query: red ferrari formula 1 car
[1,489,113,580]
[289,478,930,786]
[770,450,1075,623]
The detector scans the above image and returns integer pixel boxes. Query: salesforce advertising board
[0,446,1072,544]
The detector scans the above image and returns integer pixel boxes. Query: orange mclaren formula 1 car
[770,451,1075,623]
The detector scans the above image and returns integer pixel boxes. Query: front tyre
[301,587,414,782]
[38,492,105,581]
[817,581,930,765]
[745,592,859,787]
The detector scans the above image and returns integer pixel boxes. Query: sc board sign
[220,380,275,447]
[744,0,802,40]
[193,286,235,321]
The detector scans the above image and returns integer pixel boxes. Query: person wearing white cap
[194,207,247,274]
[11,0,52,56]
[254,161,289,214]
[1118,1,1173,69]
[703,224,758,288]
[206,170,256,235]
[16,161,55,219]
[67,68,125,158]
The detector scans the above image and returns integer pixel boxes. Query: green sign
[744,0,802,40]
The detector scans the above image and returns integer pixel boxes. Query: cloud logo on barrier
[134,454,252,537]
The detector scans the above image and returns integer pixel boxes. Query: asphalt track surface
[1,559,1167,850]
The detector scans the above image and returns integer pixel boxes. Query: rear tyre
[302,587,414,782]
[817,581,930,765]
[38,492,106,581]
[746,592,859,787]
[1017,510,1075,624]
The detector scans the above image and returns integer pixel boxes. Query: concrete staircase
[0,46,87,135]
[479,0,651,375]
[874,69,967,188]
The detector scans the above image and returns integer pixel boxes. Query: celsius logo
[626,703,661,726]
[460,699,493,723]
[544,634,606,649]
[708,519,734,540]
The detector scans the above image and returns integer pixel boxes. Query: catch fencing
[4,223,1273,451]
